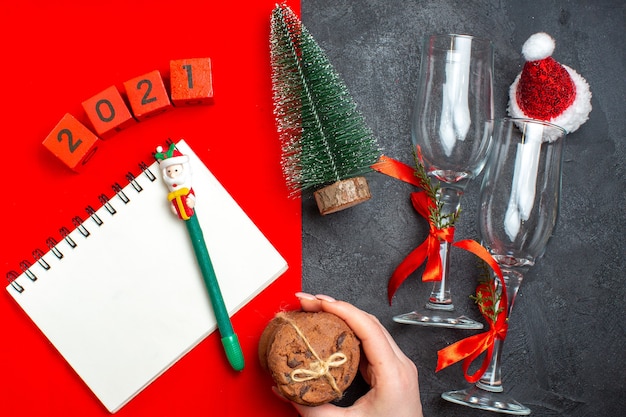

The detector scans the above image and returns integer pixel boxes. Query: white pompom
[521,32,555,61]
[156,146,164,153]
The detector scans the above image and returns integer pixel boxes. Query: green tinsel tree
[270,4,381,214]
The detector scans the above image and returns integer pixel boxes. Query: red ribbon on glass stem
[387,190,455,301]
[371,155,508,382]
[371,155,451,301]
[435,240,508,382]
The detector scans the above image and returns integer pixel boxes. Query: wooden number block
[42,113,100,172]
[170,58,214,106]
[82,85,135,138]
[123,70,172,120]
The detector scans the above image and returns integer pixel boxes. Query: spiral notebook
[5,140,288,413]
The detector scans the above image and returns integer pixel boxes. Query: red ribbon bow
[386,191,455,304]
[371,156,468,303]
[371,155,509,382]
[435,240,508,382]
[371,155,449,303]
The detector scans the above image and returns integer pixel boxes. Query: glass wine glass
[442,118,566,414]
[393,34,494,329]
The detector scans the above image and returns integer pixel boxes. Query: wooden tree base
[313,177,371,215]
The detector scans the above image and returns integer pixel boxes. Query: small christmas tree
[270,4,381,215]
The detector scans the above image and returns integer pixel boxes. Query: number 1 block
[42,113,100,172]
[123,70,172,120]
[82,85,136,138]
[170,58,214,106]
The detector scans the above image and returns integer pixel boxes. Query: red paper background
[0,1,301,416]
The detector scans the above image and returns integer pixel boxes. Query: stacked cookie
[259,311,361,406]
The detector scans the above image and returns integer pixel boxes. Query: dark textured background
[300,1,625,416]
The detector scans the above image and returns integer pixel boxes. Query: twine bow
[290,353,347,386]
[277,313,347,394]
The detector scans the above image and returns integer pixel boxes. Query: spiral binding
[5,162,157,294]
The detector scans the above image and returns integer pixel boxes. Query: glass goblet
[442,117,566,414]
[394,34,494,329]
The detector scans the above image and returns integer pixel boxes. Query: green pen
[155,143,244,371]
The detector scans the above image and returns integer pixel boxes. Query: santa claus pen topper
[155,142,244,371]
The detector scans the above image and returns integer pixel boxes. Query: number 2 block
[170,58,214,106]
[82,85,136,138]
[42,113,100,172]
[123,70,172,120]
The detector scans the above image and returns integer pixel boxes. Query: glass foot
[442,385,531,415]
[393,310,484,329]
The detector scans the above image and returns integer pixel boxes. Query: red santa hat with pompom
[508,32,592,133]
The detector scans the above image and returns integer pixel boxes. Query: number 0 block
[123,70,172,121]
[42,113,100,172]
[170,58,214,106]
[82,85,136,138]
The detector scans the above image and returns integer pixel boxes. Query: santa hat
[508,32,592,133]
[155,143,189,168]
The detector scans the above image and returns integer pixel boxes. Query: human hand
[283,292,423,417]
[186,195,196,209]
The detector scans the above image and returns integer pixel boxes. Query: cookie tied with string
[508,32,592,133]
[259,311,360,406]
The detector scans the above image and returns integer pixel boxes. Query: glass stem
[425,186,462,311]
[476,268,524,392]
